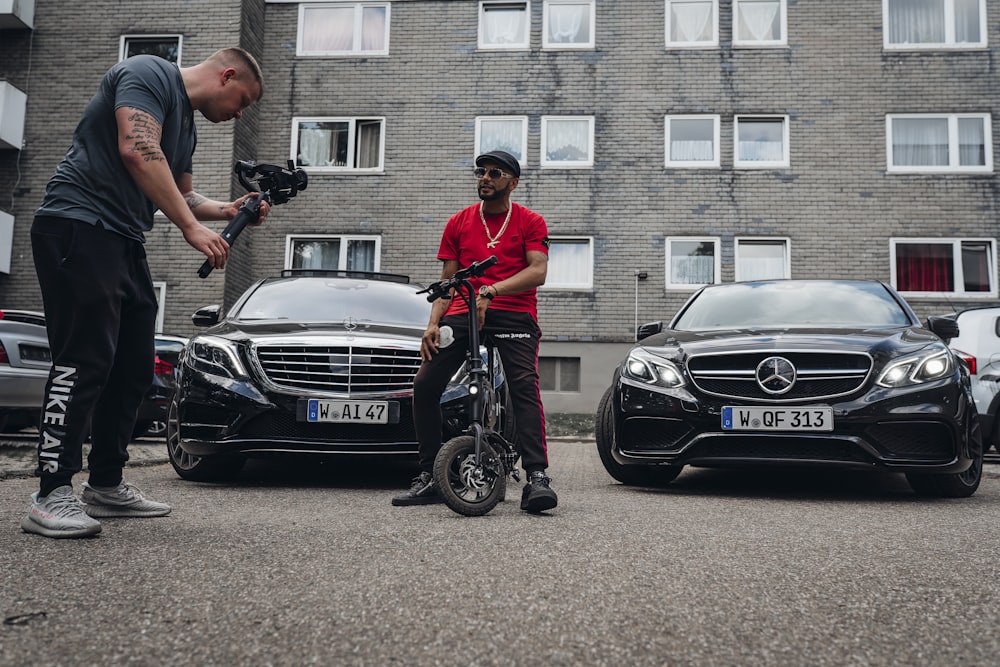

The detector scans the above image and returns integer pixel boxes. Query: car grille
[239,409,418,446]
[254,345,422,394]
[687,351,871,402]
[684,436,871,463]
[866,421,955,461]
[620,417,692,451]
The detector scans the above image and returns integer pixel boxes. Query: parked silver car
[0,310,50,433]
[944,306,1000,454]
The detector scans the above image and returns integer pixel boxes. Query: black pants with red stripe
[412,309,548,473]
[31,216,157,497]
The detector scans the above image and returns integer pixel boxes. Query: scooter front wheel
[434,435,506,516]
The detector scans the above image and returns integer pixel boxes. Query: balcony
[0,0,34,30]
[0,81,26,151]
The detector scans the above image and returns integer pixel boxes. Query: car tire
[166,397,245,482]
[595,387,682,487]
[905,412,984,498]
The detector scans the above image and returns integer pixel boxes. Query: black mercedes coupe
[596,280,984,497]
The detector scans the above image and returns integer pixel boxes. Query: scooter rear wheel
[434,435,506,516]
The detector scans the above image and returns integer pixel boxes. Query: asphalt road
[1,437,999,667]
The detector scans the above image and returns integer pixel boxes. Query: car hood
[199,320,425,346]
[636,326,944,363]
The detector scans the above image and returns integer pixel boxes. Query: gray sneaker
[21,486,102,538]
[81,481,172,518]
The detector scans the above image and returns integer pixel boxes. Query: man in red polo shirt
[392,150,557,513]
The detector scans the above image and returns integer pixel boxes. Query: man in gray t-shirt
[22,48,266,540]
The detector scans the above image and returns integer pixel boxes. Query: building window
[297,2,390,56]
[665,0,718,47]
[734,115,789,168]
[884,0,986,49]
[539,357,581,392]
[541,116,595,168]
[475,117,528,166]
[886,114,992,173]
[891,239,996,297]
[733,0,786,47]
[285,235,381,272]
[665,115,720,167]
[543,0,595,49]
[666,238,720,288]
[479,1,530,50]
[152,281,167,334]
[544,237,593,289]
[292,117,385,172]
[735,238,790,281]
[119,35,181,64]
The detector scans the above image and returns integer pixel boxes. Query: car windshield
[234,277,431,326]
[673,281,914,331]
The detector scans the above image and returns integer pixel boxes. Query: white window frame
[886,113,993,174]
[284,234,383,271]
[540,116,595,169]
[733,0,787,48]
[479,1,531,51]
[735,237,791,282]
[542,237,594,290]
[152,281,167,334]
[665,237,722,289]
[890,238,997,299]
[665,0,719,48]
[734,115,790,169]
[474,116,529,168]
[883,0,987,50]
[665,115,721,168]
[542,0,595,50]
[291,116,386,173]
[539,356,582,392]
[119,35,183,64]
[296,2,390,57]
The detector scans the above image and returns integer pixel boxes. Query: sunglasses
[473,167,515,180]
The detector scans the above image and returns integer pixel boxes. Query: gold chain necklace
[480,201,512,249]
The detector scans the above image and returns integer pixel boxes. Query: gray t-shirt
[36,55,196,242]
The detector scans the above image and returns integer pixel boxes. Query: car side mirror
[191,305,221,328]
[927,316,959,342]
[636,321,663,341]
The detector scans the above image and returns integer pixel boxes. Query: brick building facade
[1,0,998,413]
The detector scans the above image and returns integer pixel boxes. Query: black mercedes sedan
[167,270,512,481]
[596,280,984,497]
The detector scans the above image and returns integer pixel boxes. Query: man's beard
[478,186,505,201]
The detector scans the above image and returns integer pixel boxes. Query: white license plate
[722,406,833,432]
[307,400,388,423]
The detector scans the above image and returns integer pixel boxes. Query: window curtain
[738,121,783,162]
[484,6,526,44]
[481,120,524,158]
[958,118,985,166]
[671,243,715,283]
[293,240,341,270]
[670,119,715,161]
[548,4,586,43]
[739,243,785,280]
[892,118,948,166]
[955,0,981,42]
[737,0,779,41]
[671,1,713,42]
[887,0,945,44]
[361,6,387,51]
[298,128,333,167]
[896,244,954,291]
[546,120,589,161]
[549,242,590,285]
[302,6,354,52]
[356,121,381,169]
[346,240,377,271]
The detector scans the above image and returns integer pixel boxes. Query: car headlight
[622,348,685,388]
[185,337,247,379]
[877,350,953,388]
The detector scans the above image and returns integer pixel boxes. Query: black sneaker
[521,471,558,513]
[391,471,443,506]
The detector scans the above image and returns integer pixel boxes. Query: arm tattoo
[123,108,164,163]
[184,192,208,210]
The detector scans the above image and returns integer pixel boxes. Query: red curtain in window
[896,244,954,292]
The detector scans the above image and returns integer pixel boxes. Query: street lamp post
[634,270,648,342]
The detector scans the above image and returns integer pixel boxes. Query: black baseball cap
[475,150,521,178]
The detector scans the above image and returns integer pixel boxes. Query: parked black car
[596,280,983,497]
[167,270,512,481]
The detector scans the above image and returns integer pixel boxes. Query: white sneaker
[21,486,102,538]
[81,481,172,518]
